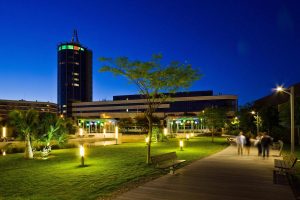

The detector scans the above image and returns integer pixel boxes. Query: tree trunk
[24,134,33,159]
[146,116,153,164]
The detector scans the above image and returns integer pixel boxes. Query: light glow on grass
[0,137,228,199]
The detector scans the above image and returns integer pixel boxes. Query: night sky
[0,0,299,105]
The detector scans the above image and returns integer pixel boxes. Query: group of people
[236,131,272,157]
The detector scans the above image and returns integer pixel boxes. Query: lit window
[73,83,80,87]
[73,72,79,76]
[80,47,85,51]
[73,46,79,50]
[63,110,67,113]
[63,105,67,107]
[61,45,67,50]
[73,78,79,81]
[67,45,73,50]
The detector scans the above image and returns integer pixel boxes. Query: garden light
[145,137,149,145]
[2,127,6,138]
[79,128,84,137]
[180,140,183,151]
[115,126,119,144]
[163,128,167,136]
[103,128,106,138]
[186,134,190,140]
[2,151,6,156]
[80,145,85,166]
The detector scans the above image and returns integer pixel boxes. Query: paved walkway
[115,145,295,200]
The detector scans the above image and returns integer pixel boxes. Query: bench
[151,152,185,174]
[272,140,284,156]
[274,154,298,174]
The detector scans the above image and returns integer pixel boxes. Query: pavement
[115,145,295,200]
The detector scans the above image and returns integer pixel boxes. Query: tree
[37,113,69,152]
[8,109,39,159]
[201,107,227,142]
[238,103,256,133]
[99,54,200,163]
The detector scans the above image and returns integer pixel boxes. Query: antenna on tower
[71,29,79,43]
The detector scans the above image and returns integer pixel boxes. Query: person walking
[255,133,262,156]
[261,132,272,158]
[245,133,251,155]
[236,132,246,155]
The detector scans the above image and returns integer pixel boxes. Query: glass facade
[57,42,92,117]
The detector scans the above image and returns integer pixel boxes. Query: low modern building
[0,99,57,120]
[0,99,57,138]
[72,90,238,134]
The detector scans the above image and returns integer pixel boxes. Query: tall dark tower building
[57,30,92,117]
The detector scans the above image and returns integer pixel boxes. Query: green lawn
[0,137,227,200]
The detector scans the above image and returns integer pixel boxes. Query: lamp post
[275,85,295,153]
[80,145,85,166]
[251,111,259,134]
[179,140,183,151]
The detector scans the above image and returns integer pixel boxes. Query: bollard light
[79,128,84,137]
[2,151,6,156]
[145,137,149,145]
[163,128,167,136]
[186,134,190,140]
[103,128,106,138]
[80,145,85,166]
[2,127,6,138]
[180,140,184,151]
[115,126,119,144]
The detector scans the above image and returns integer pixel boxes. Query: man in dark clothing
[261,133,272,157]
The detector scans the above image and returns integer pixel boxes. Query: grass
[0,136,227,200]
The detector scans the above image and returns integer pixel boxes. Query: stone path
[115,145,295,200]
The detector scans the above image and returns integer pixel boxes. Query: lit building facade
[57,30,92,117]
[0,99,57,119]
[72,91,237,134]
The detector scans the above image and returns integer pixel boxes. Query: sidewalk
[115,145,295,200]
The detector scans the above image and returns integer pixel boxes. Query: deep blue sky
[0,0,299,105]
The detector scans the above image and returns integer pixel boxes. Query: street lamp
[251,111,260,134]
[275,85,295,153]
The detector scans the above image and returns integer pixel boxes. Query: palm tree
[9,109,39,159]
[38,113,69,152]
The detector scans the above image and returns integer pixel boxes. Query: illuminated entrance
[166,116,207,134]
[77,118,117,134]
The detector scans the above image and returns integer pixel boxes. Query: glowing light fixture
[115,126,119,144]
[2,127,6,138]
[80,145,85,166]
[163,128,167,136]
[79,128,84,137]
[2,151,6,156]
[186,134,190,140]
[180,140,183,151]
[145,137,149,144]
